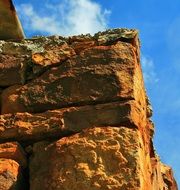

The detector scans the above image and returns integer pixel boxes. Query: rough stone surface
[1,41,146,114]
[161,164,178,190]
[0,37,76,86]
[30,127,151,190]
[151,157,178,190]
[31,40,75,67]
[0,28,177,189]
[0,100,144,143]
[0,159,24,190]
[0,54,26,86]
[0,142,27,167]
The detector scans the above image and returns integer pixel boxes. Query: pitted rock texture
[0,142,27,168]
[1,41,145,114]
[0,28,177,190]
[0,159,24,190]
[30,127,150,190]
[0,54,26,86]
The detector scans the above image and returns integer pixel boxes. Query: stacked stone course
[0,29,177,190]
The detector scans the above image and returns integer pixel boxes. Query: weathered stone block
[0,142,27,168]
[0,54,26,86]
[0,28,177,189]
[30,127,151,190]
[0,159,25,190]
[0,36,75,87]
[1,41,146,114]
[0,100,145,143]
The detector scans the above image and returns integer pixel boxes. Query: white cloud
[17,0,110,36]
[141,55,159,84]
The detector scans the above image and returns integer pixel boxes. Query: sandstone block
[70,40,96,54]
[0,36,75,87]
[30,127,151,190]
[69,34,96,54]
[31,39,75,67]
[0,142,27,168]
[0,28,177,189]
[1,41,146,114]
[0,159,25,190]
[0,54,26,86]
[0,100,145,143]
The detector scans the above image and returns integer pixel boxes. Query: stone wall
[0,28,177,190]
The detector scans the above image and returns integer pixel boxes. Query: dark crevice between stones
[21,130,74,147]
[0,98,139,145]
[21,166,30,190]
[25,97,135,114]
[9,0,15,11]
[0,86,10,91]
[150,139,156,158]
[25,60,50,83]
[0,56,74,88]
[0,88,3,114]
[7,166,29,190]
[22,148,31,190]
[163,177,173,189]
[95,37,136,46]
[24,56,77,85]
[4,39,23,43]
[0,120,138,147]
[0,130,74,146]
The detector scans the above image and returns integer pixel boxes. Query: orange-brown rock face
[30,127,149,190]
[0,28,177,189]
[0,159,21,190]
[0,142,27,168]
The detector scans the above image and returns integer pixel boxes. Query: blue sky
[14,0,180,187]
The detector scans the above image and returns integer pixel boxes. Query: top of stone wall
[0,28,143,114]
[0,28,139,54]
[0,28,140,87]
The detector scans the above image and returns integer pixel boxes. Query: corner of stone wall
[0,28,177,190]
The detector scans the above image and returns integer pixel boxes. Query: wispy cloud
[17,0,110,37]
[141,55,159,84]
